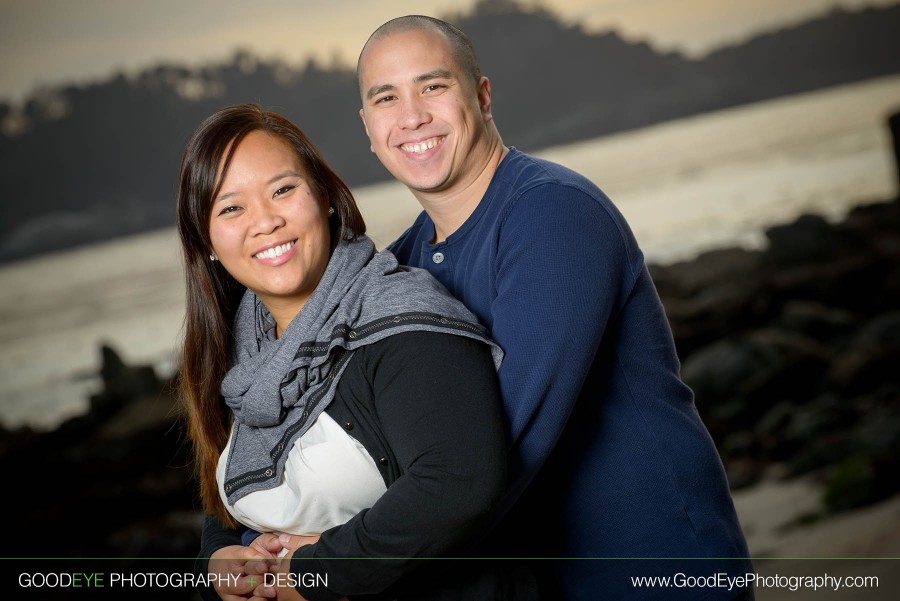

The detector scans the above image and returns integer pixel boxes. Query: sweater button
[432,252,445,264]
[344,421,354,431]
[379,456,389,466]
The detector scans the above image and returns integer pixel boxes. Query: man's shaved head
[357,15,482,90]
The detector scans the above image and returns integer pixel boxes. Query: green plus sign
[247,576,257,588]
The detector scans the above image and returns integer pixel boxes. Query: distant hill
[1,0,898,263]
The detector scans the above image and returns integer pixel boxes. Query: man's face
[358,28,493,198]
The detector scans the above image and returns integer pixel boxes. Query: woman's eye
[274,185,295,198]
[218,205,240,215]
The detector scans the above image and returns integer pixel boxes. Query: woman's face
[209,131,331,322]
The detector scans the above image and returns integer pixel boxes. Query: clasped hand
[208,533,320,601]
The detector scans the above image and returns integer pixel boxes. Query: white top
[217,412,387,541]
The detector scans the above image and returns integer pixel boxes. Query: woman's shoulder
[354,330,494,367]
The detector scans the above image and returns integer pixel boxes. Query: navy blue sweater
[389,148,753,600]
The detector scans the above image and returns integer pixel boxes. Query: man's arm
[208,333,505,601]
[490,184,640,505]
[289,332,506,599]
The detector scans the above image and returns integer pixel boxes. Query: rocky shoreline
[652,111,900,516]
[0,345,199,559]
[655,196,900,505]
[1,113,898,571]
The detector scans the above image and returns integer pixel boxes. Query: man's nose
[399,95,431,129]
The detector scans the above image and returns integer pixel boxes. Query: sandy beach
[732,477,900,599]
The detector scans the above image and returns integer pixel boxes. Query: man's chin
[392,171,448,195]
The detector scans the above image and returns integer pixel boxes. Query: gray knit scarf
[220,234,502,505]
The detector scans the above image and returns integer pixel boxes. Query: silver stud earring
[209,254,217,261]
[328,206,335,216]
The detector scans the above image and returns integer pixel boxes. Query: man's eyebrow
[366,69,455,100]
[366,83,395,100]
[413,69,453,83]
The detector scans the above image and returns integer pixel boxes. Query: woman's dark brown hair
[175,104,366,525]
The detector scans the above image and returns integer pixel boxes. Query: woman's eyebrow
[267,170,302,185]
[214,171,302,203]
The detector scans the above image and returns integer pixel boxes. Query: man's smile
[399,136,445,155]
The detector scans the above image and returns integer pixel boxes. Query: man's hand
[209,544,277,600]
[250,552,304,600]
[248,535,323,601]
[278,533,321,552]
[247,532,321,558]
[248,533,285,558]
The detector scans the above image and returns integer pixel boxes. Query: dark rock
[664,199,899,496]
[763,213,851,265]
[889,110,900,190]
[768,254,894,315]
[841,198,900,236]
[682,329,829,409]
[651,247,763,298]
[735,394,854,479]
[664,282,771,357]
[724,455,768,490]
[775,301,857,341]
[827,311,900,395]
[822,397,900,513]
[851,394,900,456]
[823,454,877,513]
[94,343,163,405]
[0,344,198,560]
[754,400,802,460]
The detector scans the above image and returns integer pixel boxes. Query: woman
[176,104,510,600]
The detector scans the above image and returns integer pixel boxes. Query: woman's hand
[250,551,303,600]
[249,535,325,601]
[208,544,277,601]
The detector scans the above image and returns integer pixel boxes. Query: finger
[278,533,318,549]
[238,547,273,561]
[245,559,275,575]
[258,534,285,554]
[253,583,277,599]
[221,574,267,597]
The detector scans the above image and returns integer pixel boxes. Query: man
[356,15,752,601]
[203,15,753,601]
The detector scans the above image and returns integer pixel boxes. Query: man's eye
[424,84,446,93]
[375,95,396,104]
[274,185,295,197]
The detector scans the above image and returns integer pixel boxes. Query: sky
[1,0,898,105]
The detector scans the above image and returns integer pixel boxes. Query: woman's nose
[250,200,286,235]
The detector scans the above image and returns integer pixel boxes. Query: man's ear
[477,76,494,123]
[358,108,373,152]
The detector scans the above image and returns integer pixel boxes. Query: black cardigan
[197,331,523,600]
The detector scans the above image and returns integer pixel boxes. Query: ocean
[1,74,898,430]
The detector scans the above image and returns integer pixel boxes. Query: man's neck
[416,141,508,243]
